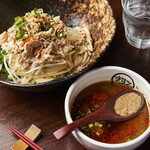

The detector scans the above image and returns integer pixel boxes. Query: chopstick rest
[11,124,41,150]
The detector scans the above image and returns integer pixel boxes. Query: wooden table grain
[0,0,150,150]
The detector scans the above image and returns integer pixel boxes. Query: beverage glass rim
[121,0,135,18]
[121,0,150,21]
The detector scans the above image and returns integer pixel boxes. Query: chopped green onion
[81,125,86,130]
[27,24,31,29]
[27,12,34,19]
[0,58,3,64]
[59,33,67,39]
[31,34,34,37]
[51,30,54,34]
[16,36,22,41]
[15,16,25,26]
[16,29,25,40]
[126,139,131,142]
[62,34,67,39]
[14,15,27,40]
[36,13,41,18]
[50,20,55,23]
[51,22,56,27]
[94,122,99,126]
[0,52,4,64]
[89,123,94,128]
[45,27,50,31]
[59,33,63,37]
[52,14,55,17]
[47,24,52,29]
[99,128,103,134]
[34,24,38,29]
[99,124,103,128]
[19,26,23,31]
[0,68,9,76]
[1,50,8,55]
[34,8,41,18]
[84,39,89,46]
[22,22,26,27]
[67,23,73,27]
[45,13,49,17]
[53,75,56,79]
[8,77,13,81]
[15,16,21,22]
[76,49,81,53]
[41,23,52,31]
[86,109,91,115]
[16,33,24,40]
[96,132,100,136]
[34,8,38,12]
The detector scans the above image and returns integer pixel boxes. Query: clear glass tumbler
[121,0,150,49]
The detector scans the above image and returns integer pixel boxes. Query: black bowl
[0,0,116,92]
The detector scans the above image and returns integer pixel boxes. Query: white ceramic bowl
[65,66,150,150]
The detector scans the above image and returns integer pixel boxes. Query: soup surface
[71,81,149,144]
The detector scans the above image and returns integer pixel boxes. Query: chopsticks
[9,126,44,150]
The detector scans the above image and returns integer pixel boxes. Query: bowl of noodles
[0,0,116,91]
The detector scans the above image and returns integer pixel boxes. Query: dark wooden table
[1,0,150,150]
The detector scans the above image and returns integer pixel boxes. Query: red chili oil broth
[71,81,149,144]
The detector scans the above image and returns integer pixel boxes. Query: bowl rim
[65,66,150,148]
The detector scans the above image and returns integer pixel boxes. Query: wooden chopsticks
[9,126,44,150]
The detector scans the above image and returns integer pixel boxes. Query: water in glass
[122,0,150,49]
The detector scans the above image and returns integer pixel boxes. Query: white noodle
[3,55,16,82]
[0,9,93,84]
[0,64,2,71]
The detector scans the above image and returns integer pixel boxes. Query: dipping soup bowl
[65,66,150,150]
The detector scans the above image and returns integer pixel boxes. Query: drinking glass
[121,0,150,49]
